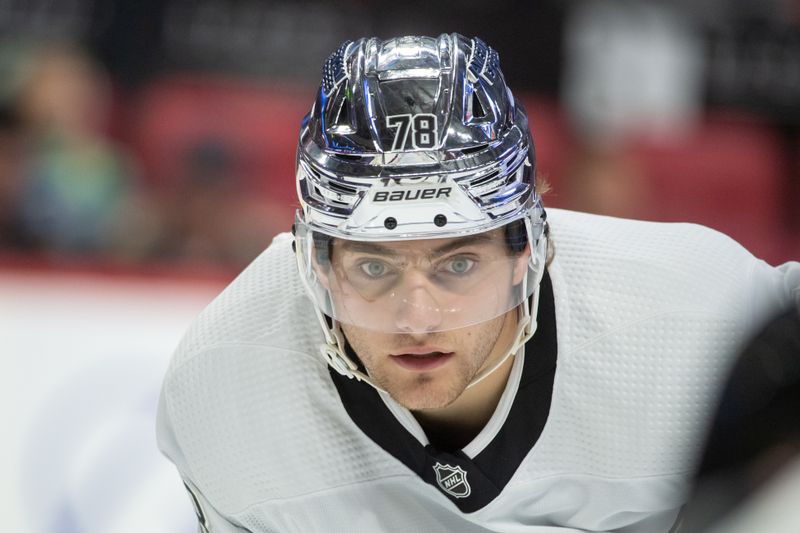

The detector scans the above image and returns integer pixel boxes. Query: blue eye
[445,257,475,274]
[360,261,388,277]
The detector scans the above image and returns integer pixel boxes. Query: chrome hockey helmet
[293,33,548,389]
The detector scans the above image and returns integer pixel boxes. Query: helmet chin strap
[315,307,388,393]
[312,233,548,397]
[465,261,543,389]
[466,228,547,388]
[294,238,386,392]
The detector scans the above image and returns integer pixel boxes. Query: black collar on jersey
[329,271,557,513]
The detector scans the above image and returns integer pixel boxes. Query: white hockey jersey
[157,209,800,532]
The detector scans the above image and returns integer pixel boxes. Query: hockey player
[682,306,800,532]
[157,34,800,532]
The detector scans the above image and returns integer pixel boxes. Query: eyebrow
[339,240,399,256]
[431,233,494,256]
[339,233,495,257]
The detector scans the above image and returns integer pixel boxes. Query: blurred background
[1,0,798,532]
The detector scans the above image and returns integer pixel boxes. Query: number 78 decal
[387,113,438,151]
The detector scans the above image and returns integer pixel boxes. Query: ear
[511,244,531,286]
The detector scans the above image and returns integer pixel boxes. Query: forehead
[333,229,505,256]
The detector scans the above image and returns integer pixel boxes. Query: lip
[390,346,451,356]
[390,347,454,372]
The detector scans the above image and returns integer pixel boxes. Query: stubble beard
[342,314,507,410]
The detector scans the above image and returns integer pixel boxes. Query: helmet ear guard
[294,33,549,390]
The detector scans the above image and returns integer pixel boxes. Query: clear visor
[295,220,539,334]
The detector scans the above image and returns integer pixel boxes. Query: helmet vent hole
[335,98,351,127]
[472,91,486,119]
[462,143,488,156]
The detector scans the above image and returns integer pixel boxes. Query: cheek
[464,315,506,360]
[340,324,383,362]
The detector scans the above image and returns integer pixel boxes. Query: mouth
[390,348,454,372]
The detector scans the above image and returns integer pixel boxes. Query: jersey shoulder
[547,208,758,313]
[525,210,767,482]
[157,233,405,519]
[168,232,318,371]
[547,208,756,269]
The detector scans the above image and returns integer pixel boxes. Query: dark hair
[313,231,334,266]
[505,218,528,253]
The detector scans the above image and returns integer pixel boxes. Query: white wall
[1,268,225,533]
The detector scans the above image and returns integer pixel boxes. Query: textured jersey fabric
[157,208,800,532]
[326,270,558,513]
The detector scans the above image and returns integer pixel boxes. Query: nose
[393,272,444,333]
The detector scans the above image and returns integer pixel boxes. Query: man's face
[341,308,512,410]
[324,229,529,409]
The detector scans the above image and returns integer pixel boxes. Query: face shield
[294,215,541,334]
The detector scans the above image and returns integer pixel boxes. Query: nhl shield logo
[433,462,471,499]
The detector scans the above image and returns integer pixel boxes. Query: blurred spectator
[562,1,704,144]
[152,137,285,269]
[0,41,292,270]
[561,0,703,217]
[0,106,25,248]
[11,43,147,260]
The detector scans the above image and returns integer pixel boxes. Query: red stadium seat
[132,75,312,210]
